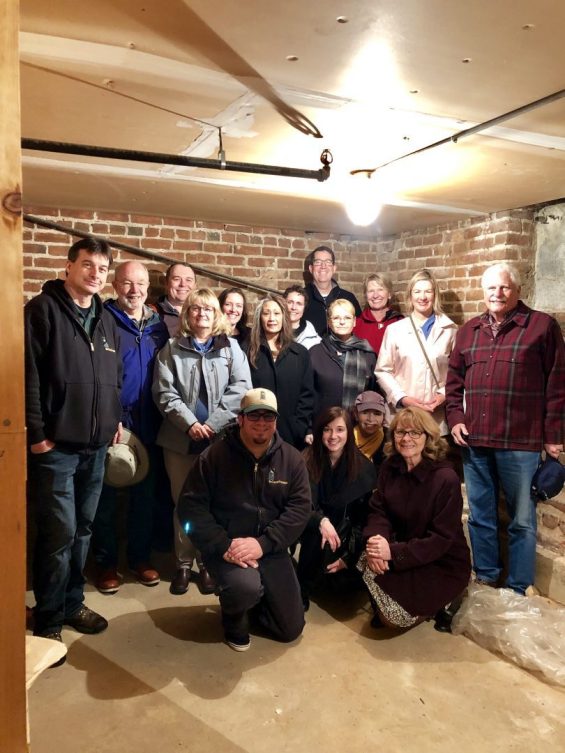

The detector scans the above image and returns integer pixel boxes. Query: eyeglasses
[245,411,277,423]
[394,429,425,439]
[189,305,214,314]
[312,260,334,268]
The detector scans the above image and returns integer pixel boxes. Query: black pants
[205,551,304,643]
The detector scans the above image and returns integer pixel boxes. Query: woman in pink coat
[375,269,457,436]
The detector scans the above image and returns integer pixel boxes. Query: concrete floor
[27,562,565,753]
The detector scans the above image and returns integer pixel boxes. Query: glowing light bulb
[344,173,383,226]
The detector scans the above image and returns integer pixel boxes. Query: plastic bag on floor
[452,583,565,686]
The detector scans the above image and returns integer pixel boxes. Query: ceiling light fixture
[344,172,383,226]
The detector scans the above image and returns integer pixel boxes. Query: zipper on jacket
[253,461,263,536]
[188,364,197,405]
[211,361,219,402]
[89,323,98,442]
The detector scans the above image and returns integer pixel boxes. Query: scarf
[324,333,374,410]
[354,425,384,461]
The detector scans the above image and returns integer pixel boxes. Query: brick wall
[22,206,538,324]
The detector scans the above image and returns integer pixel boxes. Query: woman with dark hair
[353,272,403,355]
[218,287,251,351]
[248,294,314,448]
[358,407,470,631]
[309,298,377,415]
[297,407,377,607]
[283,284,321,350]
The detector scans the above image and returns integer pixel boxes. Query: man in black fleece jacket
[25,238,122,659]
[178,388,311,651]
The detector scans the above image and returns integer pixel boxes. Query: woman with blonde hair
[358,406,470,631]
[309,298,377,415]
[248,293,314,448]
[375,268,457,435]
[353,273,403,355]
[153,288,252,595]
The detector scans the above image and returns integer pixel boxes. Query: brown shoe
[96,567,120,595]
[170,566,191,595]
[198,566,217,595]
[130,563,160,587]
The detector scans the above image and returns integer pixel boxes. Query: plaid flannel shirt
[445,301,565,450]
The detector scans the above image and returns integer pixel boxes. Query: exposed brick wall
[22,205,538,325]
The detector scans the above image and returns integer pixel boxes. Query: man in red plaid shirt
[446,262,565,594]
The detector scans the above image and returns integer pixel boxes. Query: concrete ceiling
[19,0,565,236]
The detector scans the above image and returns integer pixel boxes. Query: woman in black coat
[297,406,377,607]
[248,294,314,449]
[358,406,471,631]
[309,298,376,417]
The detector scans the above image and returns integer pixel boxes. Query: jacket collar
[474,299,530,330]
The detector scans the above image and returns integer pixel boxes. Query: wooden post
[0,0,28,750]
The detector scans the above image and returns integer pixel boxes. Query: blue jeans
[462,446,540,594]
[29,444,107,634]
[92,445,161,568]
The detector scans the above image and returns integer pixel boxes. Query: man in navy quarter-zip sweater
[25,238,122,660]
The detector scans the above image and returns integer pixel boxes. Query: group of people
[25,237,564,659]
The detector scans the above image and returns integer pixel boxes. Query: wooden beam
[0,0,28,749]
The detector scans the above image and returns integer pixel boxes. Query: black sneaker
[41,631,67,667]
[64,606,108,634]
[225,633,251,652]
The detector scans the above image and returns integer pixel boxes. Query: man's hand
[544,443,563,460]
[451,422,470,447]
[30,439,55,455]
[112,422,123,446]
[224,537,263,568]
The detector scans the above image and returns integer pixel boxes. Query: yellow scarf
[354,425,384,461]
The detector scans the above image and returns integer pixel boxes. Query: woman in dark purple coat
[358,406,470,629]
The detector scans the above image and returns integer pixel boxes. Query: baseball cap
[531,456,565,502]
[355,391,385,413]
[240,387,278,415]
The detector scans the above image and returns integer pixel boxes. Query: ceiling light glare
[344,173,383,226]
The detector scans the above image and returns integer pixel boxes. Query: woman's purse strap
[409,315,441,392]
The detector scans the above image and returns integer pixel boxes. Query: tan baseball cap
[240,387,278,415]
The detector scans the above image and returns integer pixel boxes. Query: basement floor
[27,558,565,753]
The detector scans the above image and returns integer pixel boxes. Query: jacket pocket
[95,382,123,444]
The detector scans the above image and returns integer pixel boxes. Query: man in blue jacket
[25,238,122,659]
[92,261,169,593]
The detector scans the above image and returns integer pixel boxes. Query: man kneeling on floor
[177,388,311,651]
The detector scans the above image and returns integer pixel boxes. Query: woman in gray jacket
[153,288,252,595]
